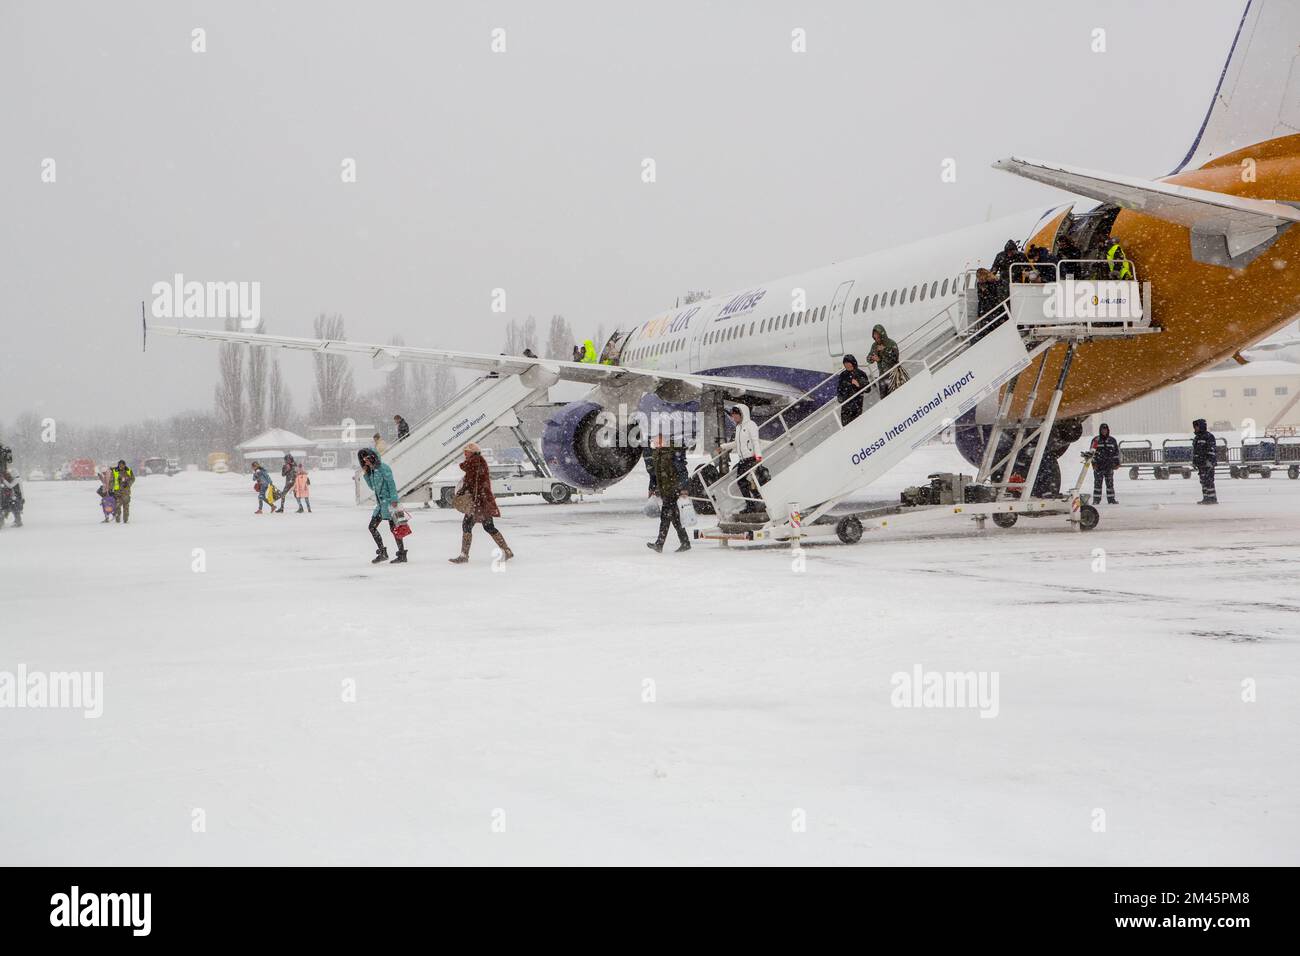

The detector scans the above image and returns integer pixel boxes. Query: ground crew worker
[1105,236,1133,279]
[111,459,134,523]
[1089,422,1120,504]
[1192,418,1218,504]
[580,339,598,363]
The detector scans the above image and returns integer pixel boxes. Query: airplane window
[941,278,948,296]
[820,306,827,321]
[749,322,755,335]
[889,290,897,306]
[910,286,917,303]
[871,294,878,310]
[853,298,860,314]
[920,283,928,301]
[931,281,938,298]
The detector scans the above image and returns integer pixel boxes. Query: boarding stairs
[696,261,1156,541]
[355,365,559,505]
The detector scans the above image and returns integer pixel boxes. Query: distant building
[1098,360,1300,436]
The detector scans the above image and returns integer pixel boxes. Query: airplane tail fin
[1172,0,1300,172]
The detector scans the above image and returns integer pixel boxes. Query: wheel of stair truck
[688,463,718,516]
[437,486,455,509]
[1229,465,1241,479]
[1078,503,1100,531]
[1129,466,1140,481]
[835,515,863,545]
[992,512,1017,529]
[543,482,573,504]
[1261,466,1272,479]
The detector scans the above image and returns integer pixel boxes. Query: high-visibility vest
[1106,242,1132,279]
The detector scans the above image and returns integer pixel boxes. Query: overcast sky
[0,0,1246,426]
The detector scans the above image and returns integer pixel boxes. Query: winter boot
[1107,497,1118,505]
[675,538,691,552]
[296,505,304,513]
[1197,497,1218,505]
[449,533,472,564]
[646,540,664,553]
[389,548,408,564]
[371,547,389,564]
[489,530,513,561]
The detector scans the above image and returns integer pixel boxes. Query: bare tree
[214,316,246,453]
[246,331,268,435]
[502,318,522,355]
[680,290,710,305]
[268,358,294,428]
[432,365,457,407]
[521,316,538,355]
[380,334,410,417]
[310,313,356,425]
[545,314,574,359]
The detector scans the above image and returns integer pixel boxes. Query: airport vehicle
[68,458,96,481]
[211,460,229,474]
[1232,436,1300,479]
[152,3,1300,522]
[27,468,46,481]
[207,452,230,472]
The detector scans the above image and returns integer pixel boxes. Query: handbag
[889,365,910,389]
[451,488,475,514]
[391,506,413,539]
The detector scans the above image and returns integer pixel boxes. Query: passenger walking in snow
[275,453,297,513]
[867,324,902,398]
[293,465,312,513]
[0,469,23,528]
[95,469,116,523]
[1192,418,1218,504]
[647,434,690,553]
[720,404,763,513]
[1089,423,1120,504]
[251,461,273,514]
[359,447,408,563]
[393,414,410,442]
[449,441,512,564]
[110,459,134,524]
[837,353,871,425]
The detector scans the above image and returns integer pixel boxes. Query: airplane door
[826,280,855,357]
[688,300,721,371]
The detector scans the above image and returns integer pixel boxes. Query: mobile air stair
[694,259,1159,545]
[355,365,563,507]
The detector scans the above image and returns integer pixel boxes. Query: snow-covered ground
[2,444,1298,865]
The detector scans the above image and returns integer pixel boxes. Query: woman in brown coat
[450,442,513,563]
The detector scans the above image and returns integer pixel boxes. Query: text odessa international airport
[851,370,974,466]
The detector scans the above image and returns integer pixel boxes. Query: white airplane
[155,0,1300,497]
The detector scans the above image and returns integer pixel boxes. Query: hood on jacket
[1098,423,1110,436]
[728,403,752,425]
[1193,418,1207,432]
[357,447,380,469]
[872,324,887,338]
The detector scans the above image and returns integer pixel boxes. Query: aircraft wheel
[836,516,863,544]
[991,512,1018,528]
[1078,503,1100,531]
[544,482,573,504]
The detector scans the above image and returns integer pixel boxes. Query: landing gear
[1077,503,1100,531]
[991,512,1018,529]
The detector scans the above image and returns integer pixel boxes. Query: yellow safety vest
[1106,243,1132,279]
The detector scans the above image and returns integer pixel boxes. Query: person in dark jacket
[275,454,297,513]
[647,434,691,553]
[837,354,871,425]
[1089,422,1120,504]
[450,442,512,563]
[394,414,410,442]
[1191,418,1218,504]
[867,325,901,398]
[359,447,408,562]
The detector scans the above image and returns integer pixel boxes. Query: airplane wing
[150,324,803,399]
[993,155,1300,259]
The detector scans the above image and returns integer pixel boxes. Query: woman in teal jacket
[359,447,408,564]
